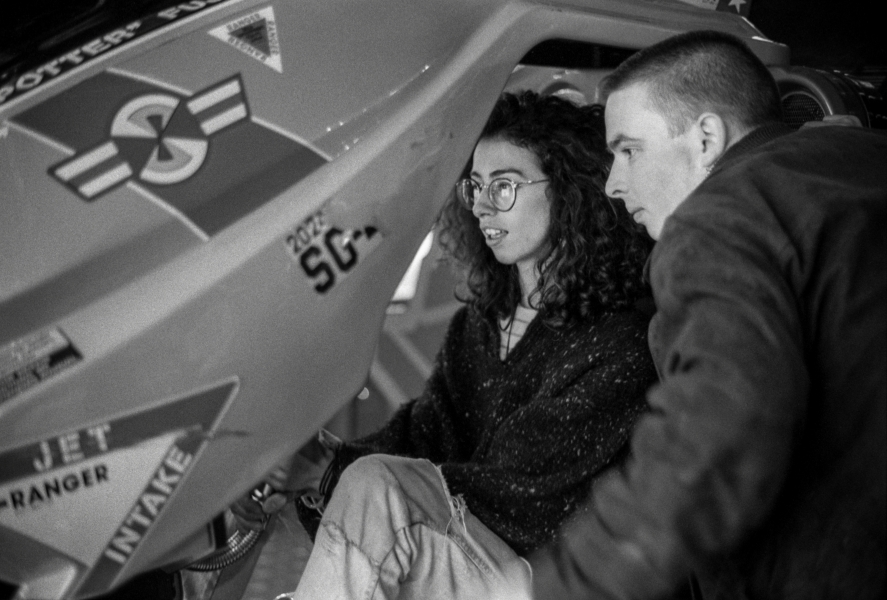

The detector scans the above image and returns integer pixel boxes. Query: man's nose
[605,164,625,200]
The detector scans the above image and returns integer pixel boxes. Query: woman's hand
[229,430,341,532]
[229,485,275,532]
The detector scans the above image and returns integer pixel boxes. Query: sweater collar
[710,122,794,175]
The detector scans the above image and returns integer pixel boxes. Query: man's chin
[632,211,660,240]
[644,217,663,241]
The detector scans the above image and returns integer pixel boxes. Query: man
[529,30,886,599]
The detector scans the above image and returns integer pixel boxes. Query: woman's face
[470,138,551,279]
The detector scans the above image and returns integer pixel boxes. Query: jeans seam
[320,457,499,598]
[428,461,495,578]
[321,510,497,594]
[318,521,385,600]
[444,525,495,577]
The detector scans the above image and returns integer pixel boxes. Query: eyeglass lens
[457,179,515,211]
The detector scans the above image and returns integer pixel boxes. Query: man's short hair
[601,30,782,136]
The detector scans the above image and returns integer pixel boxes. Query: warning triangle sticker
[209,6,282,73]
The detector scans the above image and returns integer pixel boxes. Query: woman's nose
[471,191,495,218]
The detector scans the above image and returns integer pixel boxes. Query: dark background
[1,0,883,90]
[1,0,883,72]
[749,0,883,74]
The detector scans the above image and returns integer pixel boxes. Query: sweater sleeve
[311,307,472,511]
[529,192,808,598]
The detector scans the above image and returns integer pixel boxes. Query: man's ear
[694,113,729,170]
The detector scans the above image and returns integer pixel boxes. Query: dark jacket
[306,304,656,555]
[530,125,887,599]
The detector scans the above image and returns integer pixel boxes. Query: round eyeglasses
[455,177,549,212]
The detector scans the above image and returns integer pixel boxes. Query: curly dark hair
[437,90,652,327]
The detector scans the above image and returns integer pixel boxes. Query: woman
[260,90,655,599]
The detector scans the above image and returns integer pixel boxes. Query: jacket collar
[711,122,794,175]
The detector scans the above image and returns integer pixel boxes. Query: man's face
[604,83,706,240]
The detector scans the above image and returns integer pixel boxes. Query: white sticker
[0,328,81,403]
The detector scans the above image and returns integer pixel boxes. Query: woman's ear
[694,112,729,171]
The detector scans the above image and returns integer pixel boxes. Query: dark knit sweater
[317,304,656,556]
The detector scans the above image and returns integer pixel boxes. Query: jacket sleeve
[529,200,808,598]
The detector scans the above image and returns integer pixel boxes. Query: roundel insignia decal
[110,93,209,185]
[12,72,327,237]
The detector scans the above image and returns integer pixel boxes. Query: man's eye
[622,148,635,158]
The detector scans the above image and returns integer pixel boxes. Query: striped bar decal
[187,77,248,135]
[53,141,134,199]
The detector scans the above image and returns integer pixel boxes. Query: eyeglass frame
[455,177,550,212]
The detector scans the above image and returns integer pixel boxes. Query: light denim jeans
[279,454,533,600]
